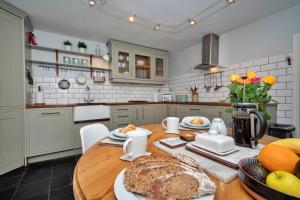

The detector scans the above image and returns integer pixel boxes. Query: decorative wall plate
[76,73,87,85]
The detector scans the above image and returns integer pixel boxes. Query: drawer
[111,106,132,114]
[112,114,132,123]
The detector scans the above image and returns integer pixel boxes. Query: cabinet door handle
[142,109,145,119]
[41,112,60,115]
[118,123,129,126]
[190,108,200,111]
[136,109,139,120]
[219,111,222,118]
[117,108,129,111]
[118,115,129,118]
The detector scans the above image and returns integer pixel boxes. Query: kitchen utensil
[76,73,87,85]
[239,157,299,200]
[232,103,267,148]
[210,118,227,135]
[114,169,214,200]
[123,130,148,158]
[58,79,70,90]
[161,117,180,134]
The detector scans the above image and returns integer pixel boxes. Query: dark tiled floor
[0,155,81,200]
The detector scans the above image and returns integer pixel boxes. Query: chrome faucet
[84,86,94,103]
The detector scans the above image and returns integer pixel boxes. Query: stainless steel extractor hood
[192,33,220,70]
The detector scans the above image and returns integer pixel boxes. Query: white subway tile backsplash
[253,57,268,65]
[269,54,286,63]
[241,60,254,68]
[261,63,276,71]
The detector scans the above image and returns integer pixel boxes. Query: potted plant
[78,41,87,53]
[225,72,277,119]
[190,86,199,102]
[63,40,72,51]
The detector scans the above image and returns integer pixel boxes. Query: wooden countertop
[73,124,279,200]
[26,102,276,109]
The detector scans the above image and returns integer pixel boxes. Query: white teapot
[209,118,227,136]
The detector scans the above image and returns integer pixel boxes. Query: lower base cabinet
[26,108,73,157]
[74,120,111,149]
[0,109,24,175]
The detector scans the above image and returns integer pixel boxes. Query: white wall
[33,30,107,55]
[169,4,300,77]
[219,4,300,66]
[169,42,202,77]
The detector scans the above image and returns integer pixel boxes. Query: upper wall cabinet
[107,40,168,84]
[0,8,24,109]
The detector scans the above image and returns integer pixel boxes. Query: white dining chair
[80,123,110,153]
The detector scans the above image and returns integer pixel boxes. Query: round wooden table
[73,124,279,200]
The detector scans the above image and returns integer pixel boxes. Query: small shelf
[135,64,150,69]
[26,44,103,59]
[26,59,111,71]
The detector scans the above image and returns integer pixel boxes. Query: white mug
[162,117,180,133]
[123,130,148,158]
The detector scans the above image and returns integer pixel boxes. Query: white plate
[114,169,214,200]
[182,116,211,128]
[192,142,239,156]
[108,133,127,141]
[75,73,87,85]
[180,123,210,130]
[112,127,152,138]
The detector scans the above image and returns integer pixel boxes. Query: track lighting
[226,0,236,6]
[153,24,160,31]
[89,0,96,6]
[128,15,136,23]
[188,19,197,26]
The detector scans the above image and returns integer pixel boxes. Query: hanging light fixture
[226,0,236,6]
[188,19,197,26]
[128,15,136,23]
[153,24,160,31]
[89,0,96,6]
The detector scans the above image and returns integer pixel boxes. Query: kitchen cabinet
[111,105,133,129]
[108,40,168,84]
[74,120,111,149]
[167,104,177,117]
[0,109,24,175]
[26,108,73,156]
[152,104,167,123]
[0,8,24,109]
[133,105,154,125]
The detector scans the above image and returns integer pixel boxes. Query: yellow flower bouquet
[225,72,277,119]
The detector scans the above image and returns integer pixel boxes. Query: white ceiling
[6,0,300,52]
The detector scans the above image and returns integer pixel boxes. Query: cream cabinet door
[0,109,24,175]
[0,8,24,108]
[27,108,73,156]
[111,45,134,79]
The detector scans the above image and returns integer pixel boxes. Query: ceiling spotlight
[226,0,236,6]
[128,15,136,23]
[188,19,197,26]
[153,24,160,31]
[89,0,96,6]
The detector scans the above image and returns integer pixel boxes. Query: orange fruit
[258,144,299,173]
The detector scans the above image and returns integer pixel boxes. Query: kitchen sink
[73,105,110,122]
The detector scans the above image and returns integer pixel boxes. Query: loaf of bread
[124,154,216,199]
[120,124,136,133]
